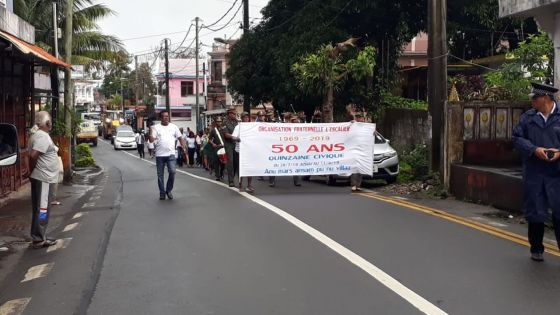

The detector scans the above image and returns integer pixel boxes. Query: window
[212,61,223,83]
[181,81,194,96]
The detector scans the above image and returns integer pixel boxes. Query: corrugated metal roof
[0,30,70,68]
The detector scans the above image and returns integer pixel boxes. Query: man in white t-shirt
[149,111,187,200]
[28,111,59,249]
[232,112,254,193]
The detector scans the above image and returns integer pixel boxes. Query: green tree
[15,0,125,70]
[484,32,554,100]
[130,62,157,106]
[292,43,376,122]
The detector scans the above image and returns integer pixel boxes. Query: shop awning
[0,30,71,68]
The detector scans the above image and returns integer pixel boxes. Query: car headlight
[119,118,125,123]
[383,150,397,158]
[105,118,111,123]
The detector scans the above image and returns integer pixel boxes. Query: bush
[75,143,95,167]
[75,157,95,167]
[398,144,429,182]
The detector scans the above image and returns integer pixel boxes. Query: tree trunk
[322,85,334,123]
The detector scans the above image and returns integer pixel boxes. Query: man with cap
[351,112,366,192]
[266,111,276,122]
[209,116,226,181]
[232,112,255,192]
[223,107,239,187]
[513,82,560,262]
[256,111,266,122]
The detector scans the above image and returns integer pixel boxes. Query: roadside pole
[164,38,171,121]
[63,0,74,181]
[242,0,251,113]
[195,17,200,132]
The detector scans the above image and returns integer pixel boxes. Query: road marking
[89,196,101,201]
[46,238,72,253]
[63,223,80,232]
[0,247,8,252]
[120,150,447,314]
[21,263,54,282]
[73,212,86,219]
[358,193,560,257]
[82,202,96,208]
[0,298,31,315]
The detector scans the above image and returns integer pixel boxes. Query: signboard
[239,122,375,177]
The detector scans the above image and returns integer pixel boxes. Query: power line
[171,24,194,53]
[324,0,355,27]
[205,0,239,28]
[203,1,243,32]
[260,0,316,33]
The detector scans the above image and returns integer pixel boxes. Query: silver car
[306,132,399,185]
[113,130,137,150]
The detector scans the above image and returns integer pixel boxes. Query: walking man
[135,130,146,158]
[223,107,239,187]
[209,117,226,181]
[28,111,58,248]
[150,111,187,200]
[232,112,254,192]
[351,112,365,192]
[513,82,560,262]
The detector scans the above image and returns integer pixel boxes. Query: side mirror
[0,123,19,167]
[386,139,391,144]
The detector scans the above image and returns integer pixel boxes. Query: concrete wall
[377,108,430,153]
[0,6,34,44]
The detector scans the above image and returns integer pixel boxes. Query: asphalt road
[3,140,560,315]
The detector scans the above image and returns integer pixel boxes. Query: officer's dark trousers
[225,144,237,184]
[528,221,560,253]
[30,178,54,242]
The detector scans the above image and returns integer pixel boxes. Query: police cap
[529,82,559,99]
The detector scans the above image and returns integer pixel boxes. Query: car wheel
[386,176,397,184]
[114,146,117,150]
[302,176,311,181]
[325,175,336,186]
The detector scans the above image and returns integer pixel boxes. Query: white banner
[239,122,375,177]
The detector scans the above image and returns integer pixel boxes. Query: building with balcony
[206,39,236,112]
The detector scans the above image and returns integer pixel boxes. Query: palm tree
[14,0,125,70]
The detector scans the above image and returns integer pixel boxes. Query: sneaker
[531,253,544,262]
[246,186,255,193]
[166,192,174,200]
[160,194,166,200]
[229,182,235,187]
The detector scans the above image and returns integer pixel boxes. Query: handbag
[215,130,228,164]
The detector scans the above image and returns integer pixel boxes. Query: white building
[499,0,560,86]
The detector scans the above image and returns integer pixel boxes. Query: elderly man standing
[223,107,239,187]
[28,111,59,249]
[513,82,560,262]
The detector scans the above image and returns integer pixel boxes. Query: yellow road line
[358,193,560,257]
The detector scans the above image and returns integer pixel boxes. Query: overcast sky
[97,0,269,64]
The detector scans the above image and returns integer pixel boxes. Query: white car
[305,132,399,185]
[113,130,137,150]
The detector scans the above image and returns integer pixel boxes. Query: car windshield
[117,131,135,137]
[374,132,386,144]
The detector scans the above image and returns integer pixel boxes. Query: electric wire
[204,0,239,28]
[203,1,243,32]
[171,24,194,53]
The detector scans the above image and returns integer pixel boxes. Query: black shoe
[166,192,173,200]
[160,194,166,200]
[31,239,58,249]
[531,253,544,262]
[229,182,235,187]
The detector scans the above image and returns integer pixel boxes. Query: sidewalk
[0,166,104,248]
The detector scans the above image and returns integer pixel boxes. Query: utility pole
[135,55,139,106]
[63,0,74,180]
[427,0,447,177]
[164,38,171,119]
[242,0,251,112]
[243,0,249,33]
[52,2,59,58]
[51,2,59,123]
[195,17,200,132]
[121,78,124,117]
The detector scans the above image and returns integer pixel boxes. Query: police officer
[513,82,560,262]
[209,116,226,181]
[223,107,239,187]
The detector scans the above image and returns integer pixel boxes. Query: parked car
[0,123,18,167]
[77,120,98,146]
[305,132,399,185]
[113,129,137,150]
